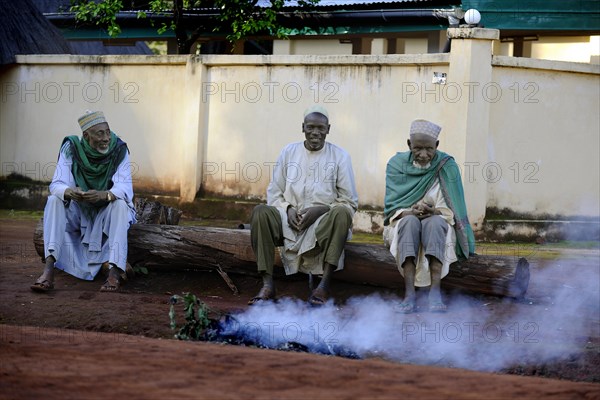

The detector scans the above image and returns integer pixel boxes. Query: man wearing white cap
[249,105,358,306]
[383,119,475,313]
[30,111,136,293]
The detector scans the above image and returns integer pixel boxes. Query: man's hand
[287,206,300,230]
[297,205,330,231]
[66,189,109,204]
[64,188,85,202]
[79,190,108,204]
[409,202,437,220]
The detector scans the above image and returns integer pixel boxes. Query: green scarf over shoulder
[62,132,128,192]
[384,150,475,260]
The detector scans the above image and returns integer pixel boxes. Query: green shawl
[62,132,128,214]
[384,150,475,259]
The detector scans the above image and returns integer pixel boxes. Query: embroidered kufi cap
[410,119,442,139]
[78,110,107,132]
[303,105,329,120]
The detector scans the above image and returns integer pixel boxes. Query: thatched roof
[0,0,71,65]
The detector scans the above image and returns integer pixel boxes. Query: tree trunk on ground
[133,198,183,225]
[33,224,530,298]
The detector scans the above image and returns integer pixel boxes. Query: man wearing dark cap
[249,105,358,306]
[383,119,475,313]
[30,111,136,293]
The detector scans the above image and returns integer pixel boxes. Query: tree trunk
[33,223,530,298]
[133,198,183,225]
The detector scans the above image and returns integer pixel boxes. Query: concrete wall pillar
[180,56,207,201]
[272,40,292,55]
[445,27,499,230]
[371,38,387,55]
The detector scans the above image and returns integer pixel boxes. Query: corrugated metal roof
[70,41,153,55]
[257,0,438,6]
[461,0,600,32]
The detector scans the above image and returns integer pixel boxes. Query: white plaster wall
[1,53,598,220]
[0,56,191,194]
[530,36,596,63]
[273,39,352,55]
[403,38,429,54]
[488,59,600,217]
[201,55,450,207]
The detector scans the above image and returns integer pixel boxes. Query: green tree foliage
[70,0,124,37]
[70,0,320,53]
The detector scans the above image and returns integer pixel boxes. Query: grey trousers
[395,215,449,266]
[250,204,352,275]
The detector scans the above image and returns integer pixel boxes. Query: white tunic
[44,141,136,280]
[383,180,457,287]
[267,141,358,275]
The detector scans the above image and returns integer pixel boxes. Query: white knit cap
[409,119,442,139]
[78,110,107,132]
[303,105,329,120]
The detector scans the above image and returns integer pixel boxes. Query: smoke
[220,258,599,373]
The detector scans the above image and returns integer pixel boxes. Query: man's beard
[97,147,109,155]
[413,160,431,169]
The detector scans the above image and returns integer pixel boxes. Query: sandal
[30,279,54,293]
[308,288,329,307]
[248,286,275,305]
[100,274,121,292]
[394,301,415,314]
[429,302,448,313]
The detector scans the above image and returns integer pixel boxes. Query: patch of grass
[0,209,43,220]
[539,241,600,250]
[475,242,600,259]
[347,236,598,259]
[349,231,384,245]
[476,243,560,259]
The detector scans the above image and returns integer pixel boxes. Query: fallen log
[34,223,530,298]
[133,198,183,225]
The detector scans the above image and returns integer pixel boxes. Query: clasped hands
[65,188,110,203]
[405,201,438,220]
[287,205,330,231]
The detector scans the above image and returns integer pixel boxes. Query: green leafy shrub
[169,292,211,340]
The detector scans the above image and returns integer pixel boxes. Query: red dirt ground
[1,218,599,399]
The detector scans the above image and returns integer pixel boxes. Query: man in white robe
[383,119,475,313]
[249,106,358,306]
[30,111,136,293]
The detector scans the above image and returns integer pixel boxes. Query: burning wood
[206,314,361,359]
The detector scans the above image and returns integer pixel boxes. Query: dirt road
[1,218,599,399]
